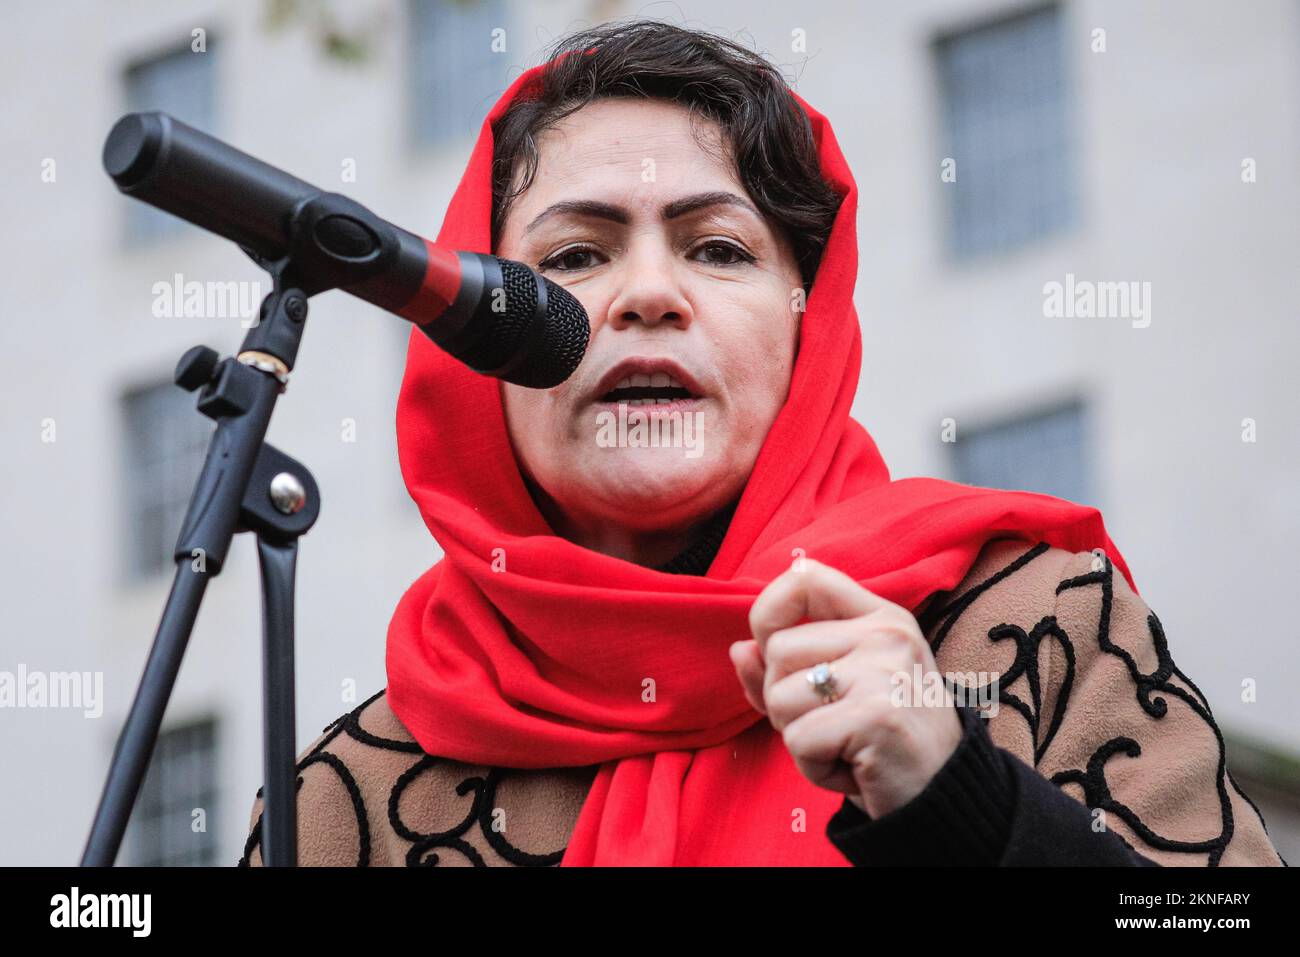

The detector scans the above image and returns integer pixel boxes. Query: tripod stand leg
[80,565,212,866]
[257,536,299,867]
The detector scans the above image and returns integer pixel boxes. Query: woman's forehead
[530,98,734,187]
[504,102,750,234]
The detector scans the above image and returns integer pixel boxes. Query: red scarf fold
[386,61,1137,866]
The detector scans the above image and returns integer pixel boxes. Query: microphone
[101,112,589,388]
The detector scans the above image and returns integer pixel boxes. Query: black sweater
[823,704,1159,866]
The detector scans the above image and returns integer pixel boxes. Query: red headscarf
[386,59,1138,866]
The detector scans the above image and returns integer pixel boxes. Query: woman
[243,20,1284,867]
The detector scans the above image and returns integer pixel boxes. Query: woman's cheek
[738,314,797,409]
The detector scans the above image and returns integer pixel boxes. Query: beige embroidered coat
[241,538,1285,867]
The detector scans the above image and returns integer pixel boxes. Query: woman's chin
[581,450,727,519]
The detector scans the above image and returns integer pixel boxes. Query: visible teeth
[606,370,691,396]
[618,397,681,407]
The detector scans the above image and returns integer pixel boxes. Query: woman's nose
[604,242,694,331]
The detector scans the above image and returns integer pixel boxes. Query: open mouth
[599,372,699,407]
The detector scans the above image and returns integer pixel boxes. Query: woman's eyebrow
[523,191,760,235]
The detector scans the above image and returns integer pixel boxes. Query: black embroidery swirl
[923,541,1281,867]
[238,687,571,867]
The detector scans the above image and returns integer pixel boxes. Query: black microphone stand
[81,111,587,867]
[81,249,327,867]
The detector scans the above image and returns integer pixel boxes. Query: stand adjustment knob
[175,345,221,391]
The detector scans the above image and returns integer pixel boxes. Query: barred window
[408,0,511,150]
[935,5,1074,257]
[951,399,1093,506]
[122,41,218,243]
[121,380,212,579]
[127,718,220,867]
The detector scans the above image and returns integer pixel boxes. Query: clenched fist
[730,558,963,819]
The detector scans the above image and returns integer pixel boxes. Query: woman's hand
[730,559,963,819]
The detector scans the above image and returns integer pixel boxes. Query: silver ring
[806,662,839,704]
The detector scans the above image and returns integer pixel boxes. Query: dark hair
[490,19,843,290]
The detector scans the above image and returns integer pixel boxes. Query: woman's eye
[539,241,754,272]
[693,241,754,266]
[538,246,601,272]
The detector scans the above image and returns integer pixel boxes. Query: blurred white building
[1,0,1295,866]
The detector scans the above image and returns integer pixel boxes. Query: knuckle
[747,603,773,636]
[854,693,896,732]
[765,629,793,668]
[780,715,805,752]
[766,687,797,731]
[872,613,922,654]
[850,743,885,781]
[886,646,918,676]
[873,701,908,738]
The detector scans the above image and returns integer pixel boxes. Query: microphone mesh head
[470,260,587,388]
[483,258,537,368]
[523,276,590,388]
